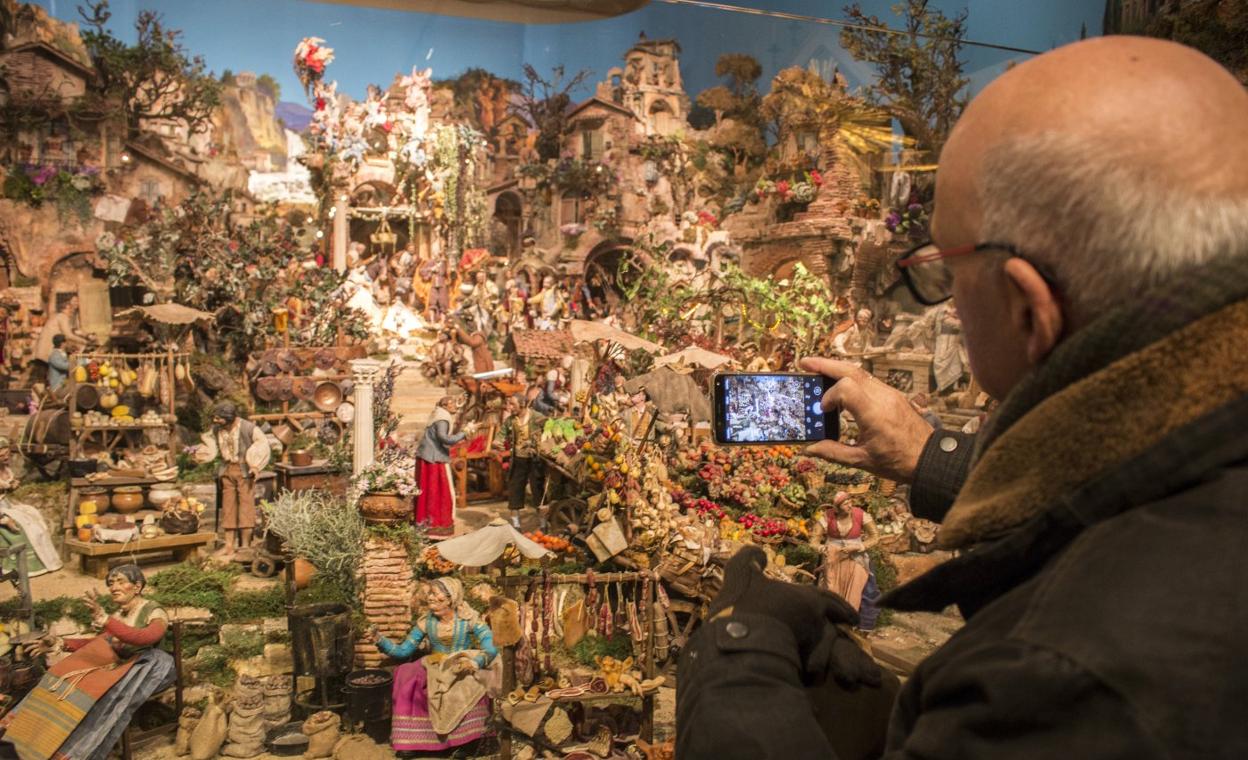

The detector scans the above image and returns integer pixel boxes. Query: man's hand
[452,657,479,676]
[711,546,881,690]
[800,357,935,484]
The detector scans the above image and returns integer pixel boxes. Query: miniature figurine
[46,334,70,391]
[812,491,882,632]
[370,576,497,754]
[500,392,545,529]
[832,307,878,362]
[420,257,451,322]
[33,295,88,377]
[415,396,474,536]
[527,275,564,330]
[0,565,174,760]
[452,315,495,375]
[195,402,271,560]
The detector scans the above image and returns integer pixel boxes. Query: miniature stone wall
[353,536,414,668]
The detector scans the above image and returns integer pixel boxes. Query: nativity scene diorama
[0,0,1019,756]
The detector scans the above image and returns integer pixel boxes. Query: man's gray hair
[977,132,1248,324]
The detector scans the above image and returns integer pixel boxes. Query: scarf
[941,254,1248,549]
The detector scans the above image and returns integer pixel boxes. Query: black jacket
[678,286,1248,758]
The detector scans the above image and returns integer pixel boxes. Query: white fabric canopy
[653,346,733,372]
[1,499,64,576]
[433,518,551,566]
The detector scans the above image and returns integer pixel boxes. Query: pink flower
[228,240,239,252]
[809,170,823,186]
[775,180,791,198]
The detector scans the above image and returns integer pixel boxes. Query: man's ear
[1002,258,1064,365]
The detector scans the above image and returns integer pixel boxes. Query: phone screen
[713,373,838,444]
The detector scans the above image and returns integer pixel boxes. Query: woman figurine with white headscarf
[370,577,498,754]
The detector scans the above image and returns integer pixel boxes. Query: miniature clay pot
[289,449,313,467]
[111,486,145,514]
[356,492,410,524]
[148,483,181,508]
[292,558,316,590]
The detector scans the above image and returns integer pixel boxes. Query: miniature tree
[511,64,591,161]
[77,0,222,136]
[840,0,969,155]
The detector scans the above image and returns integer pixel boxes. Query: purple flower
[907,203,924,214]
[28,165,57,186]
[886,211,902,225]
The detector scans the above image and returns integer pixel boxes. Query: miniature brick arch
[494,191,523,256]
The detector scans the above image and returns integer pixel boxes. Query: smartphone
[712,372,839,445]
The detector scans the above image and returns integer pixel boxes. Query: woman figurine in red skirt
[415,395,474,536]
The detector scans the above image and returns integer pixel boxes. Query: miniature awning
[625,367,713,422]
[567,320,663,354]
[433,518,551,566]
[117,303,215,325]
[653,346,733,372]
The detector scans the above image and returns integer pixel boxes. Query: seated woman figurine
[371,576,497,755]
[0,564,175,760]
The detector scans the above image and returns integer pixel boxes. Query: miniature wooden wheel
[251,555,279,578]
[663,599,702,671]
[544,497,591,536]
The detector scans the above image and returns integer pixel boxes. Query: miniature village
[0,0,1039,757]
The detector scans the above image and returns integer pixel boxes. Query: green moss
[9,480,68,504]
[220,586,285,622]
[569,632,635,668]
[778,543,821,573]
[0,594,109,629]
[148,563,240,611]
[294,574,353,608]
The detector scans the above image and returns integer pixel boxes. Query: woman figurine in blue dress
[370,576,497,754]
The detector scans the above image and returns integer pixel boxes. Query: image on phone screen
[713,373,837,444]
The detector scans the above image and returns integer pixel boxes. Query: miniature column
[332,193,349,273]
[350,358,383,476]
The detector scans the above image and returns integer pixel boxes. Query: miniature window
[561,191,585,225]
[581,128,604,159]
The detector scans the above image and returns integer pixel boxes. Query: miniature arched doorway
[349,180,415,263]
[650,100,677,135]
[493,191,522,258]
[583,241,647,311]
[772,257,803,281]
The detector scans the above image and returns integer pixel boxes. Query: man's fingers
[805,438,868,468]
[800,356,861,381]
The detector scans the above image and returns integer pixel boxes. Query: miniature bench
[63,532,216,578]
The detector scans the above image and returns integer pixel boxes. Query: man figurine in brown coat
[195,402,272,560]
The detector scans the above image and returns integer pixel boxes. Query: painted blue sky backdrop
[32,0,1102,107]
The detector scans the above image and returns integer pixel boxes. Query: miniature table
[64,532,216,578]
[274,462,348,496]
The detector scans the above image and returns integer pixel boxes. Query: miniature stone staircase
[389,358,444,441]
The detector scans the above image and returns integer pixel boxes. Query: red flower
[315,253,326,267]
[382,121,393,133]
[809,170,823,186]
[775,180,791,198]
[315,97,326,112]
[227,240,239,252]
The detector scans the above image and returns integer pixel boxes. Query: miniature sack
[263,674,292,729]
[302,710,341,759]
[222,692,266,758]
[189,702,228,760]
[174,706,202,757]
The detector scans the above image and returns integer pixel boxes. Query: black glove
[710,545,882,690]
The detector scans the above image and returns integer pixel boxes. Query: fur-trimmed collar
[939,297,1248,549]
[428,405,454,428]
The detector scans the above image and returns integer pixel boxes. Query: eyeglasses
[895,240,1034,306]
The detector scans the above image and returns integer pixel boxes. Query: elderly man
[195,402,271,560]
[678,38,1248,758]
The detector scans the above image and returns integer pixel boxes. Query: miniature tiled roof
[511,329,573,360]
